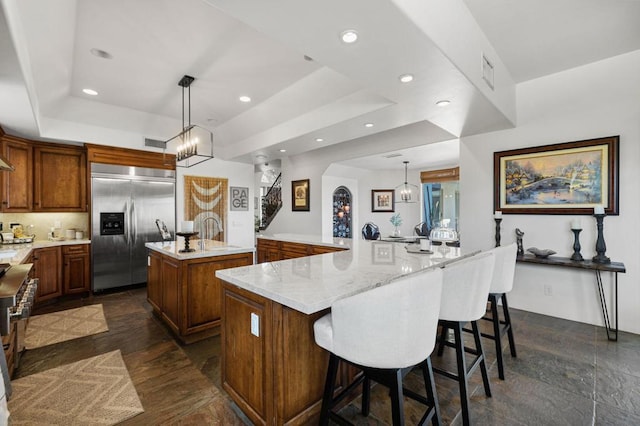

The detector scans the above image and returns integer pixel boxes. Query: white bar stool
[434,251,495,426]
[482,243,518,380]
[314,268,444,425]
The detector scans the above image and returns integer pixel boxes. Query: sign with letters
[230,186,249,211]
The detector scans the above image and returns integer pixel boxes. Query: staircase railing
[260,173,282,230]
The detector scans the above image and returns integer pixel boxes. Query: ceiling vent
[145,138,166,149]
[383,153,402,158]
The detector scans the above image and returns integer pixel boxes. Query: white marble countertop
[0,239,91,265]
[146,239,255,260]
[217,237,478,315]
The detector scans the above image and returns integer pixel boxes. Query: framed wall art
[494,136,619,215]
[371,189,395,212]
[291,179,310,211]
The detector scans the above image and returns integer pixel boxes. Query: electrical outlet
[251,312,260,337]
[544,284,552,296]
[54,220,61,228]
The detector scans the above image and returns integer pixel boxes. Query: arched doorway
[332,186,352,238]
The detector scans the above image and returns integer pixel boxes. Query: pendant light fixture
[395,160,418,203]
[164,75,214,168]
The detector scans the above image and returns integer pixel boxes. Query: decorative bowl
[527,247,556,258]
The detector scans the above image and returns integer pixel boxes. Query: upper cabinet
[1,138,33,212]
[34,144,87,211]
[1,134,87,212]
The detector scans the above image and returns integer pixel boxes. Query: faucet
[201,216,220,241]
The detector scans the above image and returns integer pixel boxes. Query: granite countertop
[218,236,477,315]
[146,239,255,260]
[0,239,91,265]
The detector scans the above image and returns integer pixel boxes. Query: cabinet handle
[1,201,6,205]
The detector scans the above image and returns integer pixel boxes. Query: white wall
[460,50,640,333]
[176,158,255,249]
[267,157,422,239]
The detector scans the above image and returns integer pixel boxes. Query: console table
[516,254,626,341]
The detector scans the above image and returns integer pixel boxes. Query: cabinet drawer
[280,242,309,255]
[257,239,279,249]
[62,244,89,254]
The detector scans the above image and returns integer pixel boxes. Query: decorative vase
[393,226,401,237]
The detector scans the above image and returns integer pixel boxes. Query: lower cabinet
[256,238,345,263]
[146,250,254,344]
[62,244,90,294]
[32,243,91,303]
[32,246,62,302]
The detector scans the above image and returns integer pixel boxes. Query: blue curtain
[422,184,433,231]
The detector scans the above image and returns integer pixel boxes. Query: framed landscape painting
[494,136,619,215]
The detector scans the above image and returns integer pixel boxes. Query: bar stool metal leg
[502,294,517,357]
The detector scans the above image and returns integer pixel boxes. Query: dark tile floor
[15,287,640,425]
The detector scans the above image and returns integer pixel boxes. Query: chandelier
[164,75,214,168]
[395,161,418,203]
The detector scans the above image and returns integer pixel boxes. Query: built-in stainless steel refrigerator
[91,163,175,292]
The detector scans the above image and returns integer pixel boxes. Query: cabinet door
[33,145,87,211]
[33,246,62,302]
[161,256,181,333]
[62,245,90,294]
[146,250,162,312]
[1,138,32,212]
[184,253,253,334]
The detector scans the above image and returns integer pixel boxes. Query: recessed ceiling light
[436,100,451,107]
[399,74,414,83]
[279,149,287,153]
[364,123,374,128]
[315,138,324,142]
[90,48,112,59]
[82,88,98,96]
[340,30,358,44]
[239,95,251,103]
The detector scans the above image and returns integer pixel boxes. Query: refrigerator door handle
[131,199,137,244]
[124,200,130,244]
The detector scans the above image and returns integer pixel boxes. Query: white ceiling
[1,0,638,171]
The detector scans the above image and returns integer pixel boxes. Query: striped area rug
[25,304,109,350]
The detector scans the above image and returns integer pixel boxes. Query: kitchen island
[146,239,254,344]
[216,236,476,425]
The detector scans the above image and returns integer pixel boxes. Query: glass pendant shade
[395,161,418,204]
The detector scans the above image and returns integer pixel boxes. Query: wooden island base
[222,281,357,426]
[147,250,253,344]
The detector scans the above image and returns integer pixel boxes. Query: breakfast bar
[215,236,477,425]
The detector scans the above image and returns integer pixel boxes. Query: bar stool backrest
[488,243,517,294]
[439,252,495,322]
[329,268,443,369]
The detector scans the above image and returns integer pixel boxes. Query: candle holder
[592,214,610,264]
[494,218,502,247]
[570,229,584,261]
[176,232,198,253]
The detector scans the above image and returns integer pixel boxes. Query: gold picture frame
[291,179,310,211]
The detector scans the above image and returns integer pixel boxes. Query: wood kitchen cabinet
[62,244,91,294]
[0,133,87,212]
[147,250,254,344]
[32,246,62,302]
[256,237,345,263]
[34,144,87,212]
[0,137,33,212]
